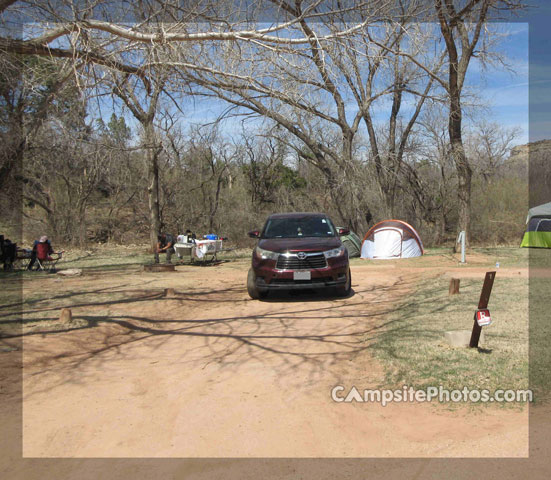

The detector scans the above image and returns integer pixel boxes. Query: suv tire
[335,269,352,297]
[247,268,268,299]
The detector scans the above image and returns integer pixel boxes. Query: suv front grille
[276,253,327,270]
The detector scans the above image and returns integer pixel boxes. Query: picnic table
[174,239,224,263]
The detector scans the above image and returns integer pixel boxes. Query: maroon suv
[247,212,351,299]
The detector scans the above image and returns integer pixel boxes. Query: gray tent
[339,230,362,258]
[526,201,551,221]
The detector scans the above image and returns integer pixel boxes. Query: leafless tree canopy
[0,1,528,247]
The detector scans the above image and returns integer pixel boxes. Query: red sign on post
[476,309,492,327]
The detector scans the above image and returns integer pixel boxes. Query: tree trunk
[144,120,161,262]
[438,207,447,245]
[449,88,471,245]
[455,148,472,244]
[78,205,87,248]
[435,0,483,247]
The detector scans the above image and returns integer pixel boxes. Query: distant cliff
[510,140,551,206]
[510,139,551,159]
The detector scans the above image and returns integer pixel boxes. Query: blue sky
[466,23,529,144]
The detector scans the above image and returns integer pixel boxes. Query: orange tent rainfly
[360,220,424,259]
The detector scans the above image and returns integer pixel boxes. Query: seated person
[176,229,197,244]
[1,236,17,271]
[156,233,175,263]
[185,229,196,243]
[27,236,53,270]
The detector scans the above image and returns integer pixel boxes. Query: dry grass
[366,248,536,404]
[530,276,551,403]
[369,265,531,405]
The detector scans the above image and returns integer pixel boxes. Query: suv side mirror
[248,230,260,238]
[337,227,350,236]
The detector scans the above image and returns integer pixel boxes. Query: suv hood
[258,237,341,253]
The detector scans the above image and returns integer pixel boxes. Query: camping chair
[35,242,62,272]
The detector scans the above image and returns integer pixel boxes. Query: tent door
[373,227,403,258]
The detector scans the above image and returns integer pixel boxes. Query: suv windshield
[262,216,336,239]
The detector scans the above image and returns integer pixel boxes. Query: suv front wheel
[247,268,268,299]
[334,268,352,297]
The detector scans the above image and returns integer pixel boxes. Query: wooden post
[469,313,482,349]
[59,308,73,323]
[449,278,460,295]
[469,271,496,348]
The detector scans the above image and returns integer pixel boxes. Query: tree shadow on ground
[11,274,458,398]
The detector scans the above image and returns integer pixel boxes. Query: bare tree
[415,104,458,243]
[165,1,445,230]
[95,115,144,243]
[433,0,523,242]
[0,1,372,66]
[111,74,166,259]
[467,120,520,181]
[22,101,108,245]
[0,0,376,241]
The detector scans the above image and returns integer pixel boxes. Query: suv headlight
[255,246,279,261]
[324,245,346,259]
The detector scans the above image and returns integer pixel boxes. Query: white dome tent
[361,220,424,259]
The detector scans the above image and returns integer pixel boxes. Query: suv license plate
[293,271,311,280]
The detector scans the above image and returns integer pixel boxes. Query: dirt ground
[0,253,535,464]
